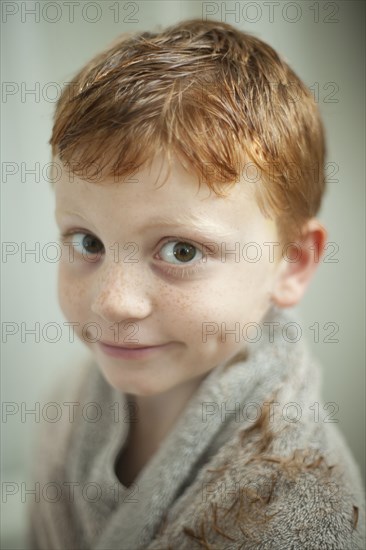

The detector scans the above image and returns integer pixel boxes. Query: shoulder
[207,408,366,549]
[26,356,99,549]
[149,414,366,550]
[29,356,98,475]
[209,425,365,549]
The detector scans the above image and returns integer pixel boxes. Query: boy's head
[52,19,327,395]
[50,18,327,247]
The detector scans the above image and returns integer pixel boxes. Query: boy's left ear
[270,218,328,308]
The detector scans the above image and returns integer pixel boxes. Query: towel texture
[27,304,366,549]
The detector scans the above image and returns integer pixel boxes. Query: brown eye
[82,234,104,255]
[64,232,104,259]
[173,242,197,262]
[159,240,202,264]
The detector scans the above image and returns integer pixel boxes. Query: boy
[28,18,365,549]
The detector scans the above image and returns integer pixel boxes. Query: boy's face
[55,153,281,396]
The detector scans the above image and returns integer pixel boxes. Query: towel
[27,304,366,549]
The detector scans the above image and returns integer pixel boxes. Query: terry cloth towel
[27,304,366,549]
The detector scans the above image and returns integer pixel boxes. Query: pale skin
[54,152,327,486]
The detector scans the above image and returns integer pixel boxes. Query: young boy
[28,18,365,549]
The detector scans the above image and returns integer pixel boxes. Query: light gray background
[1,1,365,548]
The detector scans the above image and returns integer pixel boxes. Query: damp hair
[49,18,327,246]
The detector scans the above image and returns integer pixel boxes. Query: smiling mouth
[100,341,169,349]
[98,341,175,359]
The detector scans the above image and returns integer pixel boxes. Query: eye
[158,240,203,264]
[61,231,104,260]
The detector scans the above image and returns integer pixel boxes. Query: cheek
[57,262,86,322]
[232,256,275,308]
[178,264,273,351]
[156,285,212,348]
[160,285,227,354]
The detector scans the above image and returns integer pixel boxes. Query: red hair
[49,18,327,245]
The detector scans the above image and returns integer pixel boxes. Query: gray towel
[27,304,366,549]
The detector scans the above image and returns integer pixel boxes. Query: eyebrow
[55,211,235,240]
[55,210,88,221]
[141,214,235,240]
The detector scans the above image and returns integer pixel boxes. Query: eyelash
[58,230,211,279]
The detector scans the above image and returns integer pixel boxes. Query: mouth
[98,341,175,359]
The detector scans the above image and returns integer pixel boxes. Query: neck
[125,370,211,452]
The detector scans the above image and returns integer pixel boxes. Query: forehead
[54,153,269,234]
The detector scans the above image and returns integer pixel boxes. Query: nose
[91,261,153,323]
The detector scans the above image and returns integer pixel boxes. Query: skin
[54,152,327,485]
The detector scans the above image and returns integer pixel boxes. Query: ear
[270,218,328,308]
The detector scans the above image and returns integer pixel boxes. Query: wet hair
[49,18,327,245]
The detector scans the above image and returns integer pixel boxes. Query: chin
[96,363,171,396]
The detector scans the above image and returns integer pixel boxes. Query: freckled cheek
[184,271,265,356]
[160,290,208,346]
[169,293,227,354]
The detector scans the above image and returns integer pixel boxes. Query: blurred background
[1,1,365,547]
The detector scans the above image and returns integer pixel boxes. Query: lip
[98,341,175,359]
[100,341,164,349]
